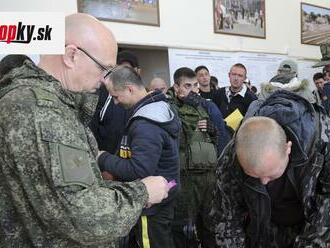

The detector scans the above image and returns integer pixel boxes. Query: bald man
[148,77,168,93]
[236,117,291,185]
[0,13,169,247]
[210,114,330,247]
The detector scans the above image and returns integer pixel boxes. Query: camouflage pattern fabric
[167,89,218,247]
[172,170,216,248]
[210,91,330,248]
[0,60,148,247]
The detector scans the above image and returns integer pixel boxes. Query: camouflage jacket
[0,60,148,247]
[210,91,330,248]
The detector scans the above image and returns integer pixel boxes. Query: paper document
[224,109,244,131]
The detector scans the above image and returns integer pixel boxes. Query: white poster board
[168,48,236,86]
[168,48,321,90]
[236,52,287,86]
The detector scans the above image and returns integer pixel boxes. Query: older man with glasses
[0,13,170,248]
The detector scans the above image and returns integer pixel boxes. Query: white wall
[102,0,330,60]
[1,0,329,59]
[132,48,170,86]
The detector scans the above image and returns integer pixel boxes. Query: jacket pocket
[189,141,217,169]
[41,123,95,188]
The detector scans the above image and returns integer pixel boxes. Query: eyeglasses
[76,46,117,79]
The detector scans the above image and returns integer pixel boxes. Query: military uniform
[167,89,228,248]
[0,60,148,247]
[210,91,330,248]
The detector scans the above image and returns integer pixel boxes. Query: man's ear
[127,84,134,93]
[135,67,141,75]
[286,141,292,156]
[173,83,179,94]
[62,45,77,69]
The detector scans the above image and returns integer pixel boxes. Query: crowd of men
[1,13,330,248]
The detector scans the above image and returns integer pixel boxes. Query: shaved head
[236,117,288,170]
[39,13,118,92]
[235,117,291,184]
[65,13,117,65]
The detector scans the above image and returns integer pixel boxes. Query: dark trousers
[128,202,175,248]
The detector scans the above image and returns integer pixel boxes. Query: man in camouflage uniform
[210,89,330,247]
[168,67,230,248]
[0,14,169,247]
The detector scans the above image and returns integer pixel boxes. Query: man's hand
[183,91,202,107]
[197,119,217,137]
[197,119,208,132]
[101,171,115,181]
[141,176,169,208]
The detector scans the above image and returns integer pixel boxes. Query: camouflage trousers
[172,170,216,248]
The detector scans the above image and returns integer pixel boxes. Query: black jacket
[214,86,257,118]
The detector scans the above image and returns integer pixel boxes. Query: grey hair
[108,66,144,89]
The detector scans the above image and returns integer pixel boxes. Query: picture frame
[77,0,160,27]
[301,2,330,46]
[213,0,266,39]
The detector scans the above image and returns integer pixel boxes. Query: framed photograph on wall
[77,0,160,27]
[301,3,330,46]
[213,0,266,39]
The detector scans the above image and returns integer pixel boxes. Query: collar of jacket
[32,61,98,126]
[127,90,167,121]
[166,87,191,107]
[260,78,316,104]
[166,86,205,109]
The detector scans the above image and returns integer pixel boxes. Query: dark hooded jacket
[98,90,181,215]
[210,91,330,248]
